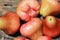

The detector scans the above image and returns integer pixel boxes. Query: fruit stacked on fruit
[0,0,60,40]
[20,18,43,40]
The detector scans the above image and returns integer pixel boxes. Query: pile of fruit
[0,0,60,40]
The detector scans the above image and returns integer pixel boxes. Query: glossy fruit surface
[0,11,20,35]
[16,0,40,21]
[14,37,25,40]
[43,25,59,37]
[44,16,57,29]
[40,0,60,17]
[43,16,60,37]
[20,18,42,37]
[37,36,52,40]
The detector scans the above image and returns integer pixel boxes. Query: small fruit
[43,16,59,37]
[0,11,20,35]
[40,0,60,17]
[20,18,43,40]
[16,0,40,21]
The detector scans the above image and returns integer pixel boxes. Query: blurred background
[0,0,20,16]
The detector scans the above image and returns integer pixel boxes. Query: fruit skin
[43,26,59,38]
[20,18,43,40]
[57,19,60,34]
[14,37,25,40]
[0,11,20,35]
[40,0,60,17]
[43,16,59,37]
[14,37,30,40]
[59,3,60,13]
[37,36,52,40]
[16,0,40,21]
[44,16,57,29]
